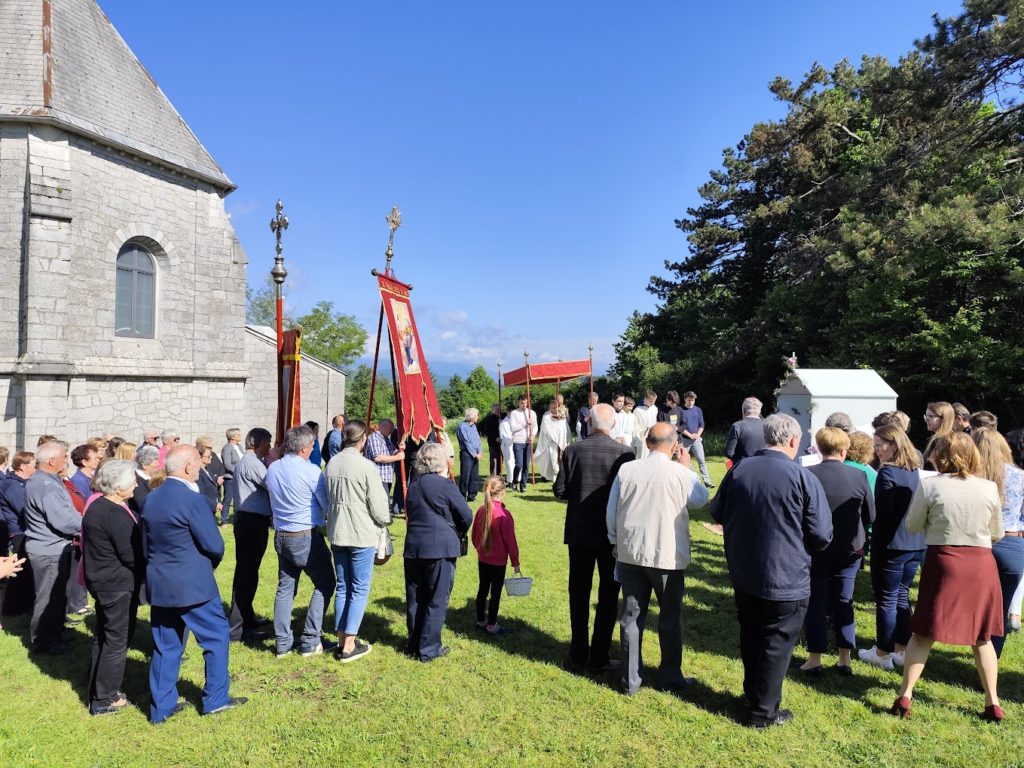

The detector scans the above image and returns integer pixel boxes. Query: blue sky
[101,1,964,377]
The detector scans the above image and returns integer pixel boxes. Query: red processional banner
[276,328,302,444]
[377,274,443,442]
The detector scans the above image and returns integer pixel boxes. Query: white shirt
[610,410,634,444]
[509,408,537,444]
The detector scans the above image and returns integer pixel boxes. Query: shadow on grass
[7,610,205,719]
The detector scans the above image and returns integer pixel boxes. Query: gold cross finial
[385,205,402,274]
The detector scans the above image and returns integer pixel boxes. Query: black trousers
[487,440,502,476]
[2,534,32,616]
[476,562,506,625]
[29,545,72,648]
[458,451,479,501]
[88,589,139,708]
[228,511,271,640]
[734,589,808,723]
[405,557,456,661]
[567,543,619,667]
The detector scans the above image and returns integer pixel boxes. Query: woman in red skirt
[891,433,1005,721]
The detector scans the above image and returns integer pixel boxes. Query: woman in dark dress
[81,460,144,716]
[403,442,472,663]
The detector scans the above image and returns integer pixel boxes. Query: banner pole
[367,301,385,424]
[387,324,408,510]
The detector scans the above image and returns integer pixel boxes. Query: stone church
[0,0,345,451]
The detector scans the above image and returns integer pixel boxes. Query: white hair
[763,413,801,447]
[283,425,314,455]
[742,397,763,416]
[36,441,65,465]
[591,403,615,432]
[225,427,242,441]
[464,407,479,421]
[93,460,137,495]
[160,428,179,442]
[414,442,448,476]
[136,444,160,468]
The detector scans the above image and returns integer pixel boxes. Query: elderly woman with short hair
[81,459,144,716]
[403,442,473,662]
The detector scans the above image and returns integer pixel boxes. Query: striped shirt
[364,430,398,484]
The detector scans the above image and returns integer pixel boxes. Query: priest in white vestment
[631,390,659,459]
[499,412,515,484]
[534,401,570,481]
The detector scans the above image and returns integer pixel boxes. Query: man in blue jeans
[509,395,537,492]
[265,425,336,658]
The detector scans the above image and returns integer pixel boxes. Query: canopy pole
[525,350,534,485]
[366,302,385,423]
[588,342,594,398]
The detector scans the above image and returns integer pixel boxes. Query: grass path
[2,456,1023,766]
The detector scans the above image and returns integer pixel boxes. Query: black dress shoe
[240,629,270,642]
[90,699,130,716]
[586,658,621,674]
[151,701,189,725]
[252,617,273,628]
[653,675,698,692]
[205,697,249,715]
[747,709,794,730]
[420,646,450,663]
[834,664,854,677]
[800,665,824,678]
[563,656,587,675]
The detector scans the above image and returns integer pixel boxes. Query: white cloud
[435,309,469,328]
[440,330,457,341]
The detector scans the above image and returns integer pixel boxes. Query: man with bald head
[144,445,246,723]
[606,422,709,694]
[23,441,80,653]
[553,403,635,673]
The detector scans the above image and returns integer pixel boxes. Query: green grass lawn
[3,455,1024,767]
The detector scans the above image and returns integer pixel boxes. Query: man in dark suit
[711,414,832,729]
[144,445,246,724]
[724,396,766,467]
[553,403,634,673]
[130,444,160,517]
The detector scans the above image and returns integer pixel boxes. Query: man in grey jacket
[24,441,81,653]
[606,422,709,695]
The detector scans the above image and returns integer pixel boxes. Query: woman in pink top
[472,476,521,635]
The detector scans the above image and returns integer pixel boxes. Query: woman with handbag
[403,442,473,662]
[324,420,392,664]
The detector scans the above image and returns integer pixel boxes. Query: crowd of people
[0,392,1019,729]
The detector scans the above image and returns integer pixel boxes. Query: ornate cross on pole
[269,199,289,351]
[384,205,402,275]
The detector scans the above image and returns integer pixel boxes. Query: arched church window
[114,242,156,337]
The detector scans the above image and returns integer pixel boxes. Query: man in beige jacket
[606,422,709,695]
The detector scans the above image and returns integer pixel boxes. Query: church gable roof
[0,0,233,190]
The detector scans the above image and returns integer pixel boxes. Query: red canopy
[502,359,591,387]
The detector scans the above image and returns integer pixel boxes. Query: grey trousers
[29,546,72,648]
[273,531,336,655]
[681,437,711,484]
[617,562,686,694]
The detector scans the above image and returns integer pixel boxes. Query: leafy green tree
[245,277,293,328]
[616,1,1024,429]
[463,365,499,415]
[344,364,395,424]
[438,374,468,419]
[294,301,367,369]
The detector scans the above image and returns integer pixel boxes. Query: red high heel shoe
[890,696,912,719]
[982,704,1005,722]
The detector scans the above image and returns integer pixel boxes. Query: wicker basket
[504,573,533,597]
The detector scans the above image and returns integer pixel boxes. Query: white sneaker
[890,651,906,666]
[857,647,894,670]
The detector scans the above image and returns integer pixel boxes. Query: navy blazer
[143,478,224,607]
[807,459,875,558]
[403,473,473,560]
[873,465,926,552]
[711,449,833,601]
[198,470,219,514]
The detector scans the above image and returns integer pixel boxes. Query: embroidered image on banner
[377,274,443,442]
